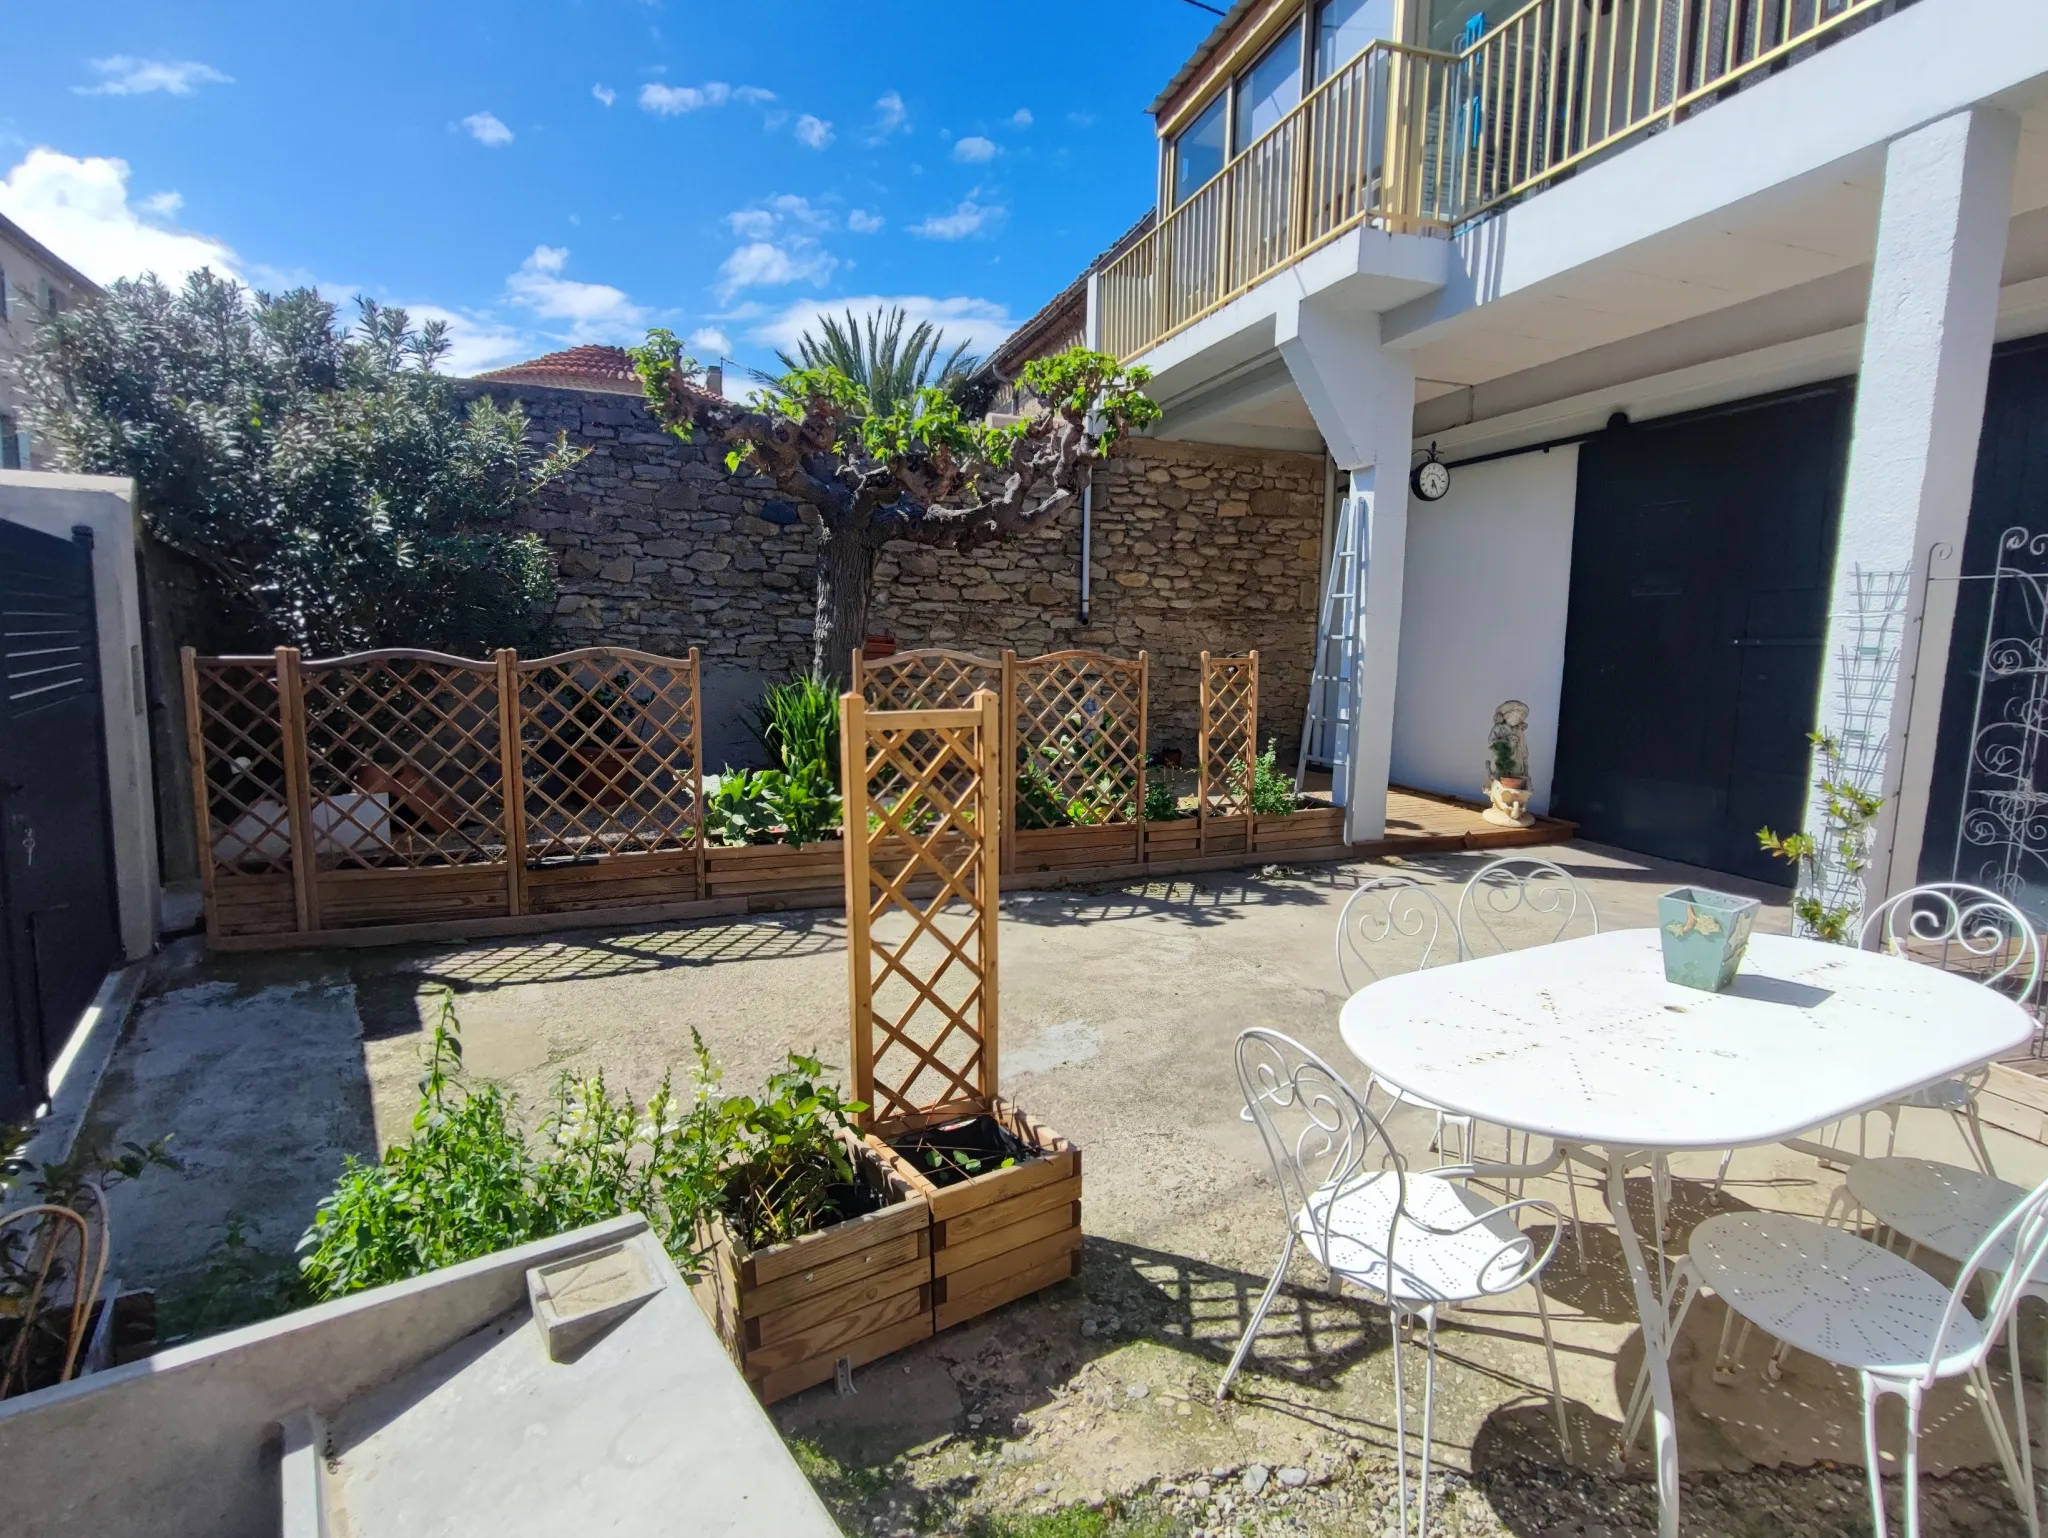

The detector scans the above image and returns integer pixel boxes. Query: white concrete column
[1277,299,1415,843]
[1812,106,2015,917]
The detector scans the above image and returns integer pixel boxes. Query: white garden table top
[1337,929,2035,1153]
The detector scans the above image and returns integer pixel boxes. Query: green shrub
[1143,769,1184,822]
[707,767,779,846]
[748,674,842,786]
[1014,752,1071,830]
[707,762,843,848]
[296,992,869,1300]
[1245,738,1300,816]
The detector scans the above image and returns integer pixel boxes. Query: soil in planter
[720,1155,889,1252]
[889,1115,1038,1189]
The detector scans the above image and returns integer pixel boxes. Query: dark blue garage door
[1551,384,1852,885]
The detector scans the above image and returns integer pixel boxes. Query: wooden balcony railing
[1100,0,1902,361]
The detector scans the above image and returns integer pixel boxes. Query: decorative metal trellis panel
[841,691,1002,1130]
[515,648,704,862]
[1197,651,1259,828]
[1954,530,2048,930]
[1010,652,1149,870]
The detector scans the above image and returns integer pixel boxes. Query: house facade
[0,211,101,470]
[1030,0,2048,913]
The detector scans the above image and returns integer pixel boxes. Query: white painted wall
[0,471,155,961]
[1390,446,1578,815]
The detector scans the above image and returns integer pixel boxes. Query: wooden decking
[1374,784,1577,855]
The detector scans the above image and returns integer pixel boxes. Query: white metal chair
[1622,1184,2048,1538]
[1222,1029,1566,1536]
[1456,857,1613,1249]
[1454,856,1598,959]
[1335,878,1473,1162]
[1847,883,2043,1176]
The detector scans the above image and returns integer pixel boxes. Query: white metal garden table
[1337,928,2035,1538]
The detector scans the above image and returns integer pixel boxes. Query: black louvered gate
[0,521,120,1122]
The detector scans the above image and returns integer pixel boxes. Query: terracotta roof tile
[473,344,643,394]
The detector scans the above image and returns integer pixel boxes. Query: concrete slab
[72,839,2048,1533]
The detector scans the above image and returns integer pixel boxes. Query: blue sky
[0,0,1215,377]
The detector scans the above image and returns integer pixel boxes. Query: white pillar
[1278,299,1415,843]
[1810,106,2015,921]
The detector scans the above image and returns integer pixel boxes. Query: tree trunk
[812,525,878,683]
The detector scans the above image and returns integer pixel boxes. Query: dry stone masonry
[473,382,1328,767]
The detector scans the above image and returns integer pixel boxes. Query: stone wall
[480,382,1329,768]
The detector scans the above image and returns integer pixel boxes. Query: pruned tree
[632,332,1160,679]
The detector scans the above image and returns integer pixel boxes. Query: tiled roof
[473,344,643,394]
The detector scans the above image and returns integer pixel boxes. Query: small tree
[23,270,584,656]
[633,332,1160,679]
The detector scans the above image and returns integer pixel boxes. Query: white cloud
[794,114,833,150]
[504,245,649,338]
[0,147,238,286]
[461,111,514,147]
[716,240,837,302]
[727,194,831,241]
[909,198,1003,240]
[402,304,532,375]
[592,84,616,107]
[1067,110,1096,128]
[1010,108,1033,127]
[687,326,733,358]
[734,86,776,104]
[140,189,183,216]
[953,135,997,163]
[74,57,231,97]
[847,209,884,234]
[872,90,909,138]
[747,295,1012,358]
[640,81,731,115]
[728,209,776,240]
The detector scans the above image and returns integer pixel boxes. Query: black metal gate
[1551,382,1852,883]
[0,521,121,1122]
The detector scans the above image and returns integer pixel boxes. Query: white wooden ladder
[1297,493,1366,805]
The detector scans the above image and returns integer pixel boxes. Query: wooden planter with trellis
[688,1128,933,1405]
[841,689,1084,1334]
[1008,650,1150,878]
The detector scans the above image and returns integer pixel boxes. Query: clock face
[1413,458,1451,502]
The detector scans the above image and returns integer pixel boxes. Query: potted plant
[1490,733,1525,791]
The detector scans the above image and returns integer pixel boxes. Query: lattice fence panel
[843,692,1001,1129]
[1012,651,1147,828]
[516,648,703,860]
[857,647,1003,712]
[297,652,506,869]
[188,654,292,876]
[1198,651,1259,821]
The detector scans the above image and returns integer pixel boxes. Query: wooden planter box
[869,1098,1082,1333]
[703,839,844,904]
[689,1131,932,1404]
[1252,804,1347,854]
[1013,823,1143,875]
[1142,818,1200,861]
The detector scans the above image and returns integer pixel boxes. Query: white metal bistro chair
[1846,883,2043,1176]
[1622,1183,2048,1538]
[1222,1029,1567,1537]
[1454,856,1598,959]
[1455,857,1616,1249]
[1335,878,1474,1162]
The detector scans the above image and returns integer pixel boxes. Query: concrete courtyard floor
[79,840,2048,1535]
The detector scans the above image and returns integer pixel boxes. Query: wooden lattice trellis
[1198,651,1259,845]
[1010,650,1148,870]
[515,646,705,872]
[853,647,1005,712]
[840,690,1002,1131]
[182,644,706,943]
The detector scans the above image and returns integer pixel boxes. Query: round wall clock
[1411,450,1451,502]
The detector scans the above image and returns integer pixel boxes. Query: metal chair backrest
[1456,857,1598,959]
[1335,876,1461,992]
[1920,1169,2048,1387]
[1236,1029,1405,1268]
[1862,882,2042,1005]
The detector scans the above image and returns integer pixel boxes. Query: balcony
[1099,0,1906,362]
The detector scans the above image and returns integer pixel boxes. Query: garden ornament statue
[1483,700,1534,828]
